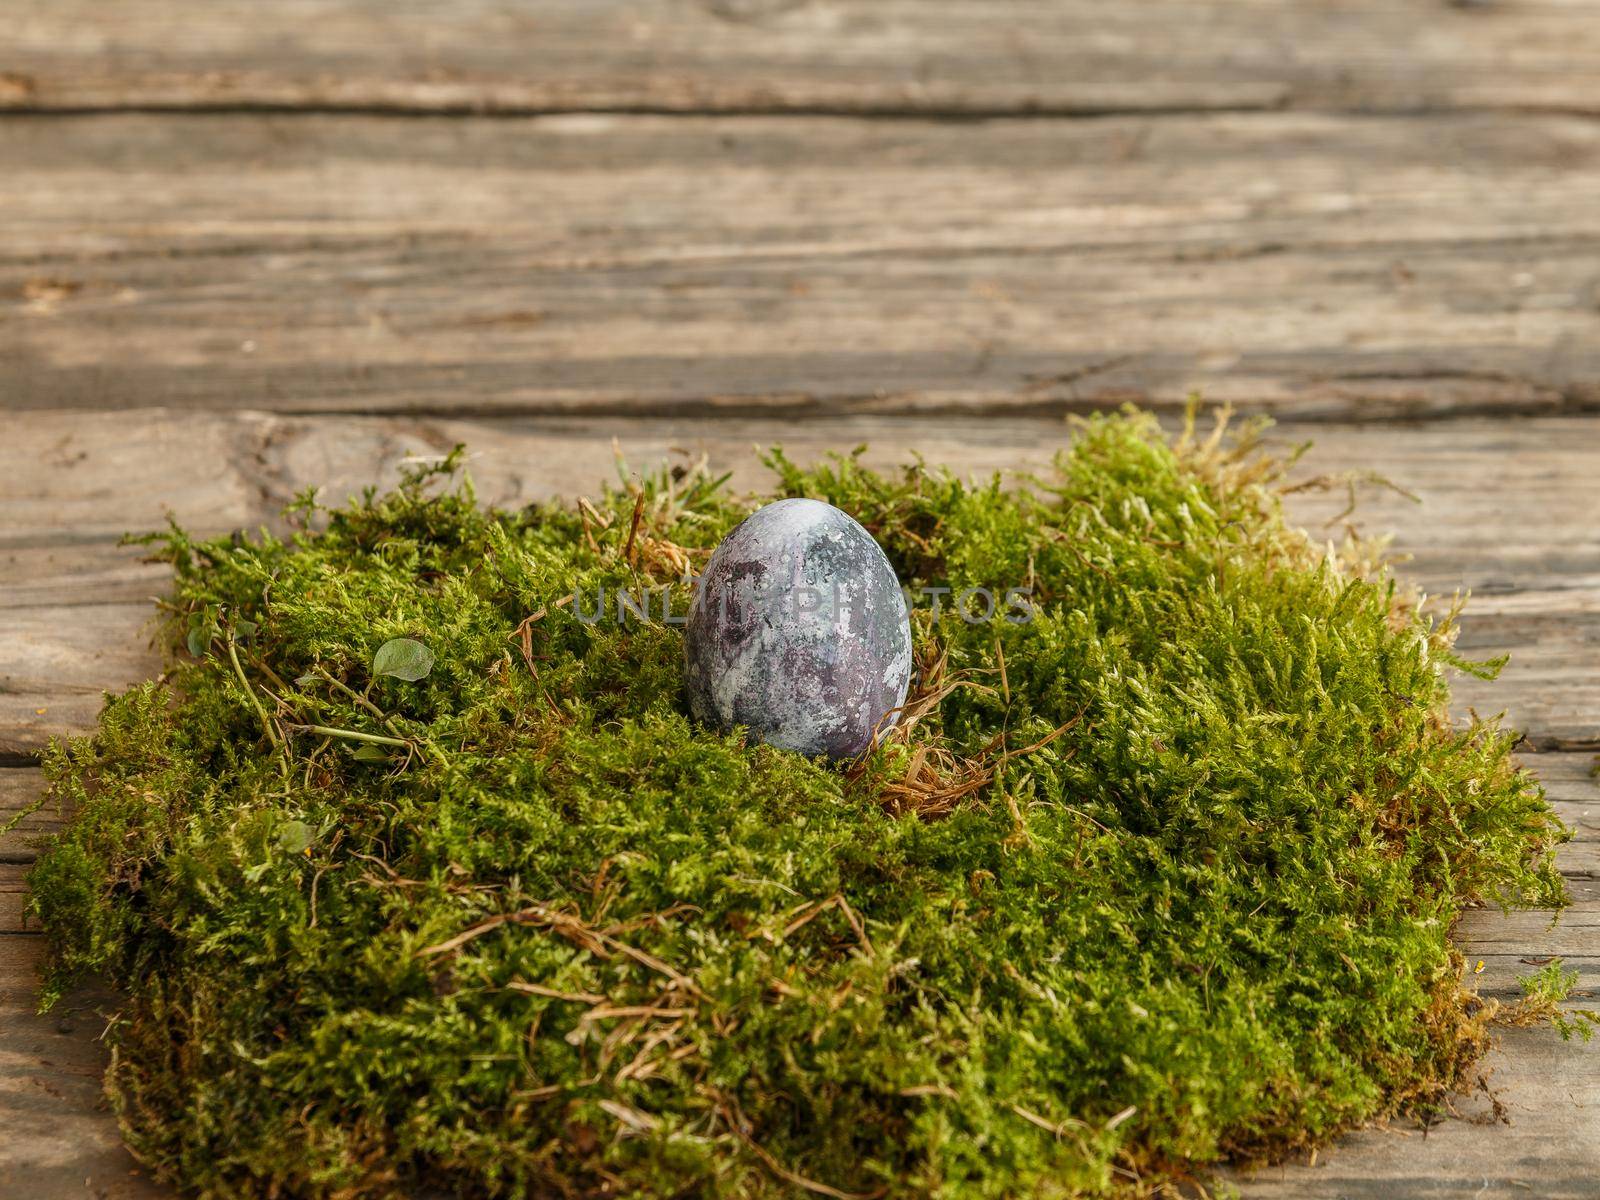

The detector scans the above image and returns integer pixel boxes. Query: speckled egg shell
[685,498,913,760]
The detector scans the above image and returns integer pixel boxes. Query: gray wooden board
[2,861,28,932]
[1231,1024,1600,1199]
[5,112,1600,421]
[4,1,1600,116]
[4,410,1597,756]
[0,933,168,1197]
[0,768,57,861]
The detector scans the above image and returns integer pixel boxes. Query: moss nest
[27,409,1579,1198]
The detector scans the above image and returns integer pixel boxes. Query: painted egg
[685,498,913,760]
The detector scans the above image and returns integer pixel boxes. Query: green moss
[28,408,1572,1198]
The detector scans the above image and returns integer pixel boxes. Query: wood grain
[5,113,1600,421]
[1232,1024,1600,1200]
[0,933,166,1196]
[6,409,1598,756]
[4,1,1600,116]
[0,770,57,862]
[1,862,30,932]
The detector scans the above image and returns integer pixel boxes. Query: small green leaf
[187,627,210,658]
[276,820,314,855]
[234,618,259,640]
[350,744,392,763]
[372,638,434,681]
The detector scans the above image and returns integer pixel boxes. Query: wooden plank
[7,409,1599,755]
[1523,840,1597,880]
[35,405,1597,601]
[5,113,1600,421]
[0,770,57,861]
[4,1,1600,116]
[1462,906,1600,969]
[1534,751,1600,804]
[0,933,166,1196]
[0,604,165,763]
[1,862,31,932]
[1233,1025,1600,1200]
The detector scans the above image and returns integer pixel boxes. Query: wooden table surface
[2,4,1597,1196]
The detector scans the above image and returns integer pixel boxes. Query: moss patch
[28,409,1574,1198]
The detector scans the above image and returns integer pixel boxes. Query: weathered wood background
[2,3,1597,1197]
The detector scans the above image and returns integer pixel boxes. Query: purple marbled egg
[685,498,913,760]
